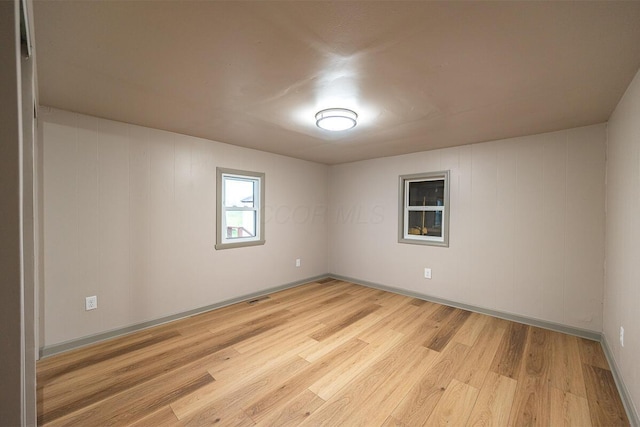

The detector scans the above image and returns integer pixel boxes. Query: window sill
[215,239,266,250]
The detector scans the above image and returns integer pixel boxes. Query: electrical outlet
[85,295,97,311]
[295,258,301,267]
[424,268,432,279]
[620,326,624,347]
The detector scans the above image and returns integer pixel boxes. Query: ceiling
[33,1,640,165]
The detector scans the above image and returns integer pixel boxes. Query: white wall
[42,108,328,347]
[40,107,612,346]
[604,68,640,419]
[329,124,606,333]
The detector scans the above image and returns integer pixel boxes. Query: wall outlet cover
[85,295,97,311]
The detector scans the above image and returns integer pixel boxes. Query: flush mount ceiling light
[315,108,358,131]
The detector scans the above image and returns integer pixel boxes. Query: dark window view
[407,179,444,237]
[408,180,445,207]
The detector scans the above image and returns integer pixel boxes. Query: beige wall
[42,108,328,347]
[42,108,609,345]
[329,124,606,332]
[605,68,640,418]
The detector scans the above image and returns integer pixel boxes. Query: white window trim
[215,168,265,250]
[398,170,450,247]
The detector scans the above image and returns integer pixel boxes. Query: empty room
[3,1,640,426]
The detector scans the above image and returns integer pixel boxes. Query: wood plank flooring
[37,279,630,426]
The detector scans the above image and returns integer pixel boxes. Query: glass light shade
[315,108,358,131]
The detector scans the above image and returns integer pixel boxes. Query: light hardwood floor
[37,279,629,426]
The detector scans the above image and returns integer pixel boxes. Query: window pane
[224,178,255,207]
[408,180,445,207]
[407,211,443,238]
[216,168,265,250]
[225,211,256,239]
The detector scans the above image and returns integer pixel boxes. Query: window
[398,170,450,247]
[216,168,265,250]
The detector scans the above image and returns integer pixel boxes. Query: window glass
[224,178,254,208]
[216,168,265,249]
[407,211,443,238]
[225,211,256,239]
[399,171,450,247]
[408,180,445,207]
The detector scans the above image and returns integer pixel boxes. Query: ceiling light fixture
[315,108,358,131]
